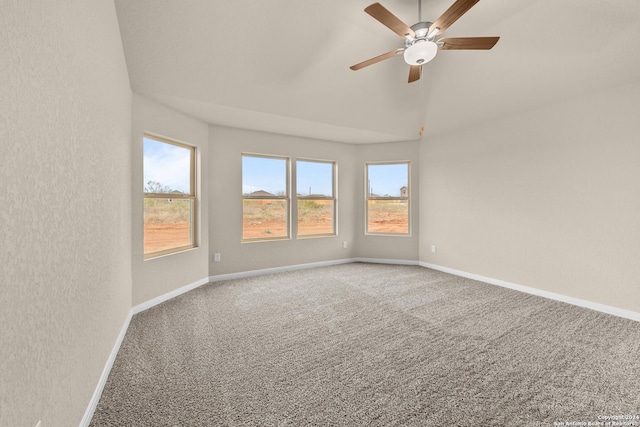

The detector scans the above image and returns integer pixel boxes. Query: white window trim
[143,133,197,259]
[365,161,411,236]
[241,153,291,242]
[296,158,337,239]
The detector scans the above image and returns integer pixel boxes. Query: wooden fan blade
[408,65,421,83]
[350,49,400,71]
[365,3,415,39]
[438,36,500,50]
[431,0,479,35]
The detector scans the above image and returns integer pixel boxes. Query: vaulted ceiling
[115,0,640,143]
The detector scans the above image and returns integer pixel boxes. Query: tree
[145,180,172,194]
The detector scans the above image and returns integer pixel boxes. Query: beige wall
[136,121,420,286]
[420,80,640,312]
[131,108,420,302]
[5,2,638,426]
[0,1,132,426]
[354,141,420,261]
[209,126,358,275]
[131,95,210,305]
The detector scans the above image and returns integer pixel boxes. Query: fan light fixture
[349,1,500,83]
[403,40,438,65]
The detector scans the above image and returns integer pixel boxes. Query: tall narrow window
[143,135,196,258]
[242,154,290,241]
[297,159,336,237]
[366,162,410,235]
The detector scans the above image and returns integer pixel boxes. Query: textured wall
[209,126,358,276]
[131,95,210,306]
[0,1,132,426]
[420,81,640,312]
[131,101,419,305]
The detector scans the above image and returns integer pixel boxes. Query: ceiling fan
[350,0,500,83]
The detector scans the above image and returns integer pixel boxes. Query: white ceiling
[114,0,640,143]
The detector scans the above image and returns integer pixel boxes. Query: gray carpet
[90,263,640,426]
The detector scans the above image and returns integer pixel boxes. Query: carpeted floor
[90,263,640,426]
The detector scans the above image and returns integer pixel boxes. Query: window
[365,162,410,235]
[143,134,196,258]
[242,154,290,241]
[297,159,336,237]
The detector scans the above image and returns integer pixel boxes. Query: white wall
[354,141,420,261]
[420,80,640,312]
[0,1,132,426]
[131,95,210,305]
[209,126,357,275]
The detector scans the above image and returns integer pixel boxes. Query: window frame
[143,133,197,259]
[365,161,411,236]
[241,153,291,242]
[296,158,337,239]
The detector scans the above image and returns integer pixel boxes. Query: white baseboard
[130,261,360,321]
[208,258,422,283]
[132,259,638,323]
[132,277,210,314]
[208,258,358,283]
[80,309,133,427]
[420,261,640,322]
[133,258,422,316]
[354,257,420,266]
[82,258,637,425]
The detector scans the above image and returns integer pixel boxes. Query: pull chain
[418,66,425,136]
[418,0,425,136]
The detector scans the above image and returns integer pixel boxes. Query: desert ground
[144,223,191,253]
[144,199,408,253]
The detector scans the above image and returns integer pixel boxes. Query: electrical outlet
[431,245,437,253]
[342,241,348,249]
[214,253,221,262]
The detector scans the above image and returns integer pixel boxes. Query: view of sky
[297,161,333,196]
[242,155,287,195]
[242,157,336,196]
[367,163,408,197]
[143,137,191,193]
[144,145,406,197]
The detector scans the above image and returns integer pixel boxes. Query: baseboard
[82,258,636,425]
[208,258,359,283]
[132,277,210,314]
[132,258,420,314]
[420,261,640,322]
[354,257,420,266]
[79,309,133,427]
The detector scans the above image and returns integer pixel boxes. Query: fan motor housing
[410,21,433,40]
[404,21,438,65]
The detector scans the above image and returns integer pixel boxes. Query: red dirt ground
[145,211,408,253]
[144,223,191,253]
[367,218,409,234]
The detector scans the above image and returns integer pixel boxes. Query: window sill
[241,236,291,244]
[144,245,198,260]
[364,233,412,237]
[296,233,337,240]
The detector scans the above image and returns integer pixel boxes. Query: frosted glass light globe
[403,40,438,65]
